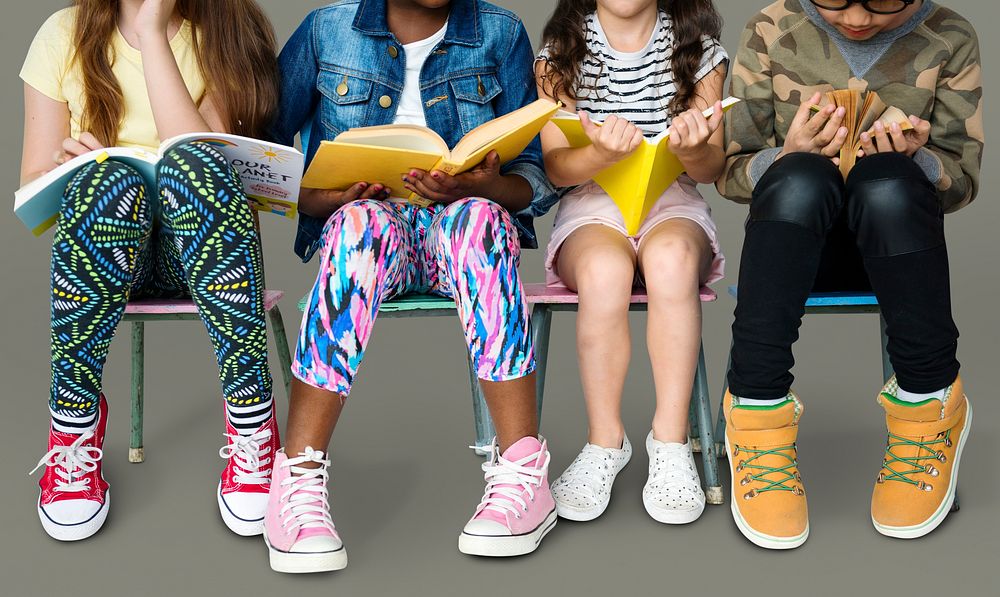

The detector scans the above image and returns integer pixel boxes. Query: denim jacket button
[379,95,393,108]
[388,45,399,59]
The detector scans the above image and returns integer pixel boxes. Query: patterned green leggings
[49,142,272,433]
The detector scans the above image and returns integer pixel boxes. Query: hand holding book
[401,150,503,204]
[858,115,930,158]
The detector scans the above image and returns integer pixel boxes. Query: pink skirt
[545,176,725,290]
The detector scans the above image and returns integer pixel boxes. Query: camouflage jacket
[718,0,983,212]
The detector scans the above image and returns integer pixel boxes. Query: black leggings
[728,152,960,398]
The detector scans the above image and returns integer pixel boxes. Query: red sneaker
[31,395,110,541]
[218,412,280,536]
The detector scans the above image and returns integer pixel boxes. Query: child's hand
[136,0,177,40]
[402,150,502,203]
[53,132,105,166]
[298,183,390,218]
[668,100,725,159]
[858,115,930,158]
[580,112,644,164]
[779,92,849,160]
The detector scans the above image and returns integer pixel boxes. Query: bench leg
[268,305,294,398]
[130,322,145,463]
[468,352,494,457]
[715,342,733,458]
[692,342,723,505]
[879,313,894,383]
[530,305,552,426]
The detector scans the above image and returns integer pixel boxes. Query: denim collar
[352,0,482,46]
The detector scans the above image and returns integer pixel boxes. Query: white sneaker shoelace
[474,445,549,520]
[219,427,273,485]
[646,441,703,508]
[29,431,103,493]
[278,448,336,533]
[555,445,618,501]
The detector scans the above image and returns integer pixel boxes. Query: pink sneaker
[263,448,347,573]
[459,436,557,557]
[30,395,110,541]
[218,414,280,536]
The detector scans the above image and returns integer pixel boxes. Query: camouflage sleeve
[716,20,776,203]
[923,24,983,213]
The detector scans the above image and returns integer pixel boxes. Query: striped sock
[50,408,98,435]
[227,397,274,435]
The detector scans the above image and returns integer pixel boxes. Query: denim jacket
[272,0,557,262]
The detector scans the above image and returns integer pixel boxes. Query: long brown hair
[72,0,279,145]
[540,0,722,116]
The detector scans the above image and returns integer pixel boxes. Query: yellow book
[551,97,740,235]
[812,90,913,179]
[301,99,560,205]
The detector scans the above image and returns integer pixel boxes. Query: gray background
[1,1,996,595]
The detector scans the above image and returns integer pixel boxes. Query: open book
[551,97,739,235]
[15,132,304,236]
[814,90,913,178]
[300,99,560,206]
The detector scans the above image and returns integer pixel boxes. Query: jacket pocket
[317,66,375,136]
[449,73,502,134]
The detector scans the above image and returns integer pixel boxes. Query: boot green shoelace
[734,443,802,498]
[880,395,951,490]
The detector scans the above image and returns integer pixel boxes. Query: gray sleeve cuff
[748,147,784,187]
[912,147,943,184]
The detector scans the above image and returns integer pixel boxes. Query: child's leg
[637,219,713,443]
[286,199,412,456]
[49,161,152,432]
[845,152,959,391]
[427,198,537,451]
[556,224,636,449]
[156,142,274,425]
[36,160,151,541]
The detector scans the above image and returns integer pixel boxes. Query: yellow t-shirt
[19,7,206,152]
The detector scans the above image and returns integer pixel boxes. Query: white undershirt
[393,22,448,127]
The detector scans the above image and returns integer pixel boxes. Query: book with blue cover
[14,132,304,236]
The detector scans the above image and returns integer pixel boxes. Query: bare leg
[283,379,345,466]
[638,219,713,444]
[481,373,538,452]
[557,225,637,449]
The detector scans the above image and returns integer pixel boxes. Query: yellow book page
[592,146,650,235]
[439,99,561,174]
[301,142,440,198]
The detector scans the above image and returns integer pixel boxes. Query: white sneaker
[550,435,632,521]
[642,431,705,524]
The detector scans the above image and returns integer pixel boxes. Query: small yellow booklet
[552,97,740,235]
[814,89,913,178]
[301,99,560,205]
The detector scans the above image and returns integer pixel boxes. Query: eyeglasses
[810,0,916,15]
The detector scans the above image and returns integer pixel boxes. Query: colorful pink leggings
[293,198,535,396]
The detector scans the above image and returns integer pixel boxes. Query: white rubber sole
[264,528,348,573]
[554,500,609,522]
[725,434,808,550]
[643,494,705,525]
[217,482,264,537]
[872,398,972,539]
[38,491,111,542]
[458,509,557,557]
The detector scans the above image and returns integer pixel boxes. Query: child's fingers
[340,182,369,202]
[819,126,849,157]
[78,132,105,151]
[860,132,877,157]
[359,183,389,200]
[707,100,725,131]
[814,107,846,146]
[629,127,645,151]
[873,121,893,153]
[429,170,459,191]
[889,122,908,153]
[579,111,600,140]
[792,92,824,131]
[62,137,91,158]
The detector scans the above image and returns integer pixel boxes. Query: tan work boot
[723,390,808,549]
[872,375,971,539]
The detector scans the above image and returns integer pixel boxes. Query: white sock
[50,408,98,435]
[735,395,791,407]
[896,386,947,404]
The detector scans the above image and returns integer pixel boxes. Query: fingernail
[402,176,408,183]
[359,183,368,189]
[431,172,440,179]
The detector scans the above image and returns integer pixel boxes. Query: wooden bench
[123,289,294,463]
[295,284,725,505]
[714,286,892,451]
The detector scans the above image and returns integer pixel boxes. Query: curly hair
[539,0,722,116]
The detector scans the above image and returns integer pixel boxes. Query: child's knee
[63,160,152,229]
